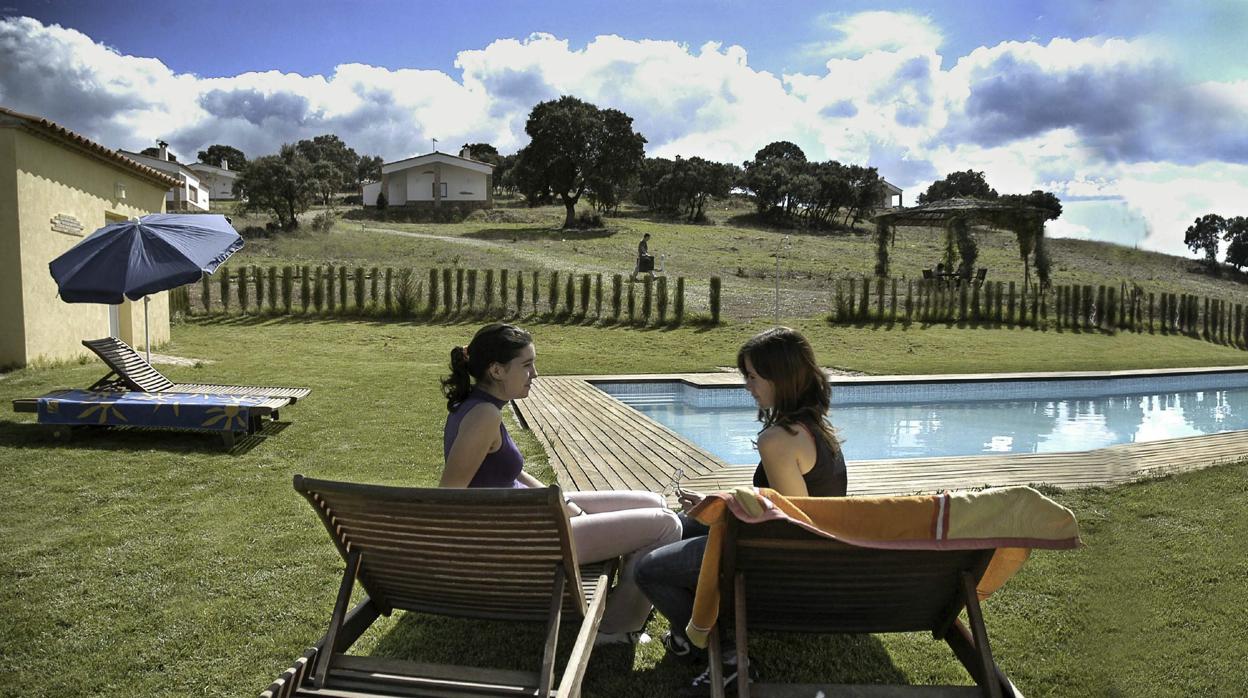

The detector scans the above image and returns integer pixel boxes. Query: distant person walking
[633,233,654,280]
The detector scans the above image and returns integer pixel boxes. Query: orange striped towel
[685,486,1081,648]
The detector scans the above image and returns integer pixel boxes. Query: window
[431,182,448,198]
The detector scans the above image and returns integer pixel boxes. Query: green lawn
[2,319,1246,696]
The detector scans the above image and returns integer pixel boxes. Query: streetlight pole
[775,235,790,324]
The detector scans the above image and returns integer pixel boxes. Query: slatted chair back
[294,476,589,622]
[724,518,994,635]
[82,337,175,392]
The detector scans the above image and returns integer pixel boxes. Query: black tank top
[752,421,847,497]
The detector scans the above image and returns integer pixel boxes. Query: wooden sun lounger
[262,477,616,698]
[82,336,311,402]
[708,517,1018,698]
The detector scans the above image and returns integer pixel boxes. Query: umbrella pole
[144,296,151,363]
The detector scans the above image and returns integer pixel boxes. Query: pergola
[872,197,1050,290]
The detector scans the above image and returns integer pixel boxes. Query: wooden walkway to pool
[512,371,1248,497]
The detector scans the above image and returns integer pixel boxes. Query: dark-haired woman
[441,323,681,643]
[634,327,846,687]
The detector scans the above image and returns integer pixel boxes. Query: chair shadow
[0,418,290,456]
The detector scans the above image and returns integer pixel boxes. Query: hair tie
[460,345,469,362]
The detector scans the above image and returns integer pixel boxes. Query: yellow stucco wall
[1,127,171,367]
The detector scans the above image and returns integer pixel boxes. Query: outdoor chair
[261,476,616,698]
[921,268,935,280]
[82,336,311,402]
[708,517,1016,698]
[12,388,289,448]
[973,267,989,288]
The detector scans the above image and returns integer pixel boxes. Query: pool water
[595,373,1248,464]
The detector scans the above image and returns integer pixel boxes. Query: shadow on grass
[182,312,717,333]
[0,419,290,455]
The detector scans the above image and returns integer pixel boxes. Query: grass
[216,198,1248,322]
[2,318,1247,696]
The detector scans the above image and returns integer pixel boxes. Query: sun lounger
[82,336,311,402]
[13,389,288,448]
[261,477,616,698]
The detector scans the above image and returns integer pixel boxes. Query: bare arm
[758,427,810,497]
[440,404,501,488]
[516,470,545,488]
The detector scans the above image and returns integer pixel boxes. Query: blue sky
[3,0,1247,256]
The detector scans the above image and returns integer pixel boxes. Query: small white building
[363,148,493,209]
[879,179,903,209]
[187,159,240,200]
[120,142,210,211]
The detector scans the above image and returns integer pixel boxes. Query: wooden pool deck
[512,371,1248,497]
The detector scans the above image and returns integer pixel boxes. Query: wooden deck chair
[82,336,310,403]
[708,517,1018,698]
[262,476,615,698]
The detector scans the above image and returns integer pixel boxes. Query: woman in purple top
[441,323,681,643]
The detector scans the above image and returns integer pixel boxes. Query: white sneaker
[593,630,652,647]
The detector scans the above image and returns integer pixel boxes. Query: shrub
[326,265,336,312]
[466,269,478,310]
[484,269,495,311]
[594,274,603,318]
[575,210,604,228]
[355,267,367,311]
[268,266,278,311]
[311,211,335,234]
[339,266,348,310]
[428,268,439,312]
[376,190,388,211]
[313,267,325,312]
[384,268,393,312]
[455,268,464,311]
[580,274,591,316]
[237,266,249,312]
[443,268,453,313]
[516,271,525,315]
[531,271,539,314]
[611,274,623,320]
[657,276,668,324]
[500,269,510,312]
[394,268,417,317]
[253,266,265,311]
[642,276,653,322]
[300,265,311,312]
[674,277,685,324]
[709,276,722,324]
[627,278,636,323]
[219,268,231,311]
[201,274,212,313]
[548,271,559,313]
[370,266,379,307]
[281,266,293,313]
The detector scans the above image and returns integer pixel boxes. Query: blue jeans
[634,514,710,644]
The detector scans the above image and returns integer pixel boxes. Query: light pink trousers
[566,490,682,634]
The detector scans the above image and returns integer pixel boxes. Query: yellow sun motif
[77,401,128,425]
[131,392,181,416]
[202,405,247,431]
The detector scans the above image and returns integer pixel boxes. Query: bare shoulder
[460,401,502,429]
[757,425,801,453]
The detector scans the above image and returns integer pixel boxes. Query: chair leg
[958,571,1003,698]
[733,572,750,698]
[538,566,566,698]
[708,625,725,698]
[313,551,360,688]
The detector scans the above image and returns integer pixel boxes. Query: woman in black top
[635,327,846,688]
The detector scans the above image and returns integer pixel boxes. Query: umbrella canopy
[49,213,243,304]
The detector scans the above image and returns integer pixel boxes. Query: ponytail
[441,323,533,412]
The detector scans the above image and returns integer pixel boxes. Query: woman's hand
[676,487,705,513]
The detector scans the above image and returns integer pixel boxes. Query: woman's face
[489,343,538,400]
[742,356,775,409]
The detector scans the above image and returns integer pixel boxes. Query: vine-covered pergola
[872,198,1051,290]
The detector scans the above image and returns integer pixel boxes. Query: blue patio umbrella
[49,213,244,358]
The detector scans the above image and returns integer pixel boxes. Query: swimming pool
[594,371,1248,464]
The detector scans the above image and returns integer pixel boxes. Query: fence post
[905,280,913,323]
[595,273,604,319]
[890,278,898,323]
[860,276,871,321]
[875,277,885,322]
[455,268,464,312]
[709,276,722,324]
[1105,286,1117,332]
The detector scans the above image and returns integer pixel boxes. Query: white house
[879,179,903,209]
[363,148,493,209]
[119,142,210,211]
[187,159,240,200]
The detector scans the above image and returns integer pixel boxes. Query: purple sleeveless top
[443,388,526,488]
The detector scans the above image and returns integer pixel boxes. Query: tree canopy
[740,141,882,228]
[295,134,366,191]
[513,96,647,228]
[918,170,998,203]
[1225,216,1248,271]
[1185,214,1225,265]
[196,144,247,168]
[236,145,314,230]
[635,156,739,222]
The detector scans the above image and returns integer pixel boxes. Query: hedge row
[172,266,722,327]
[828,276,1248,351]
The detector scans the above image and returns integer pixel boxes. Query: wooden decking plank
[527,379,646,491]
[549,378,710,490]
[542,380,665,491]
[517,384,609,491]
